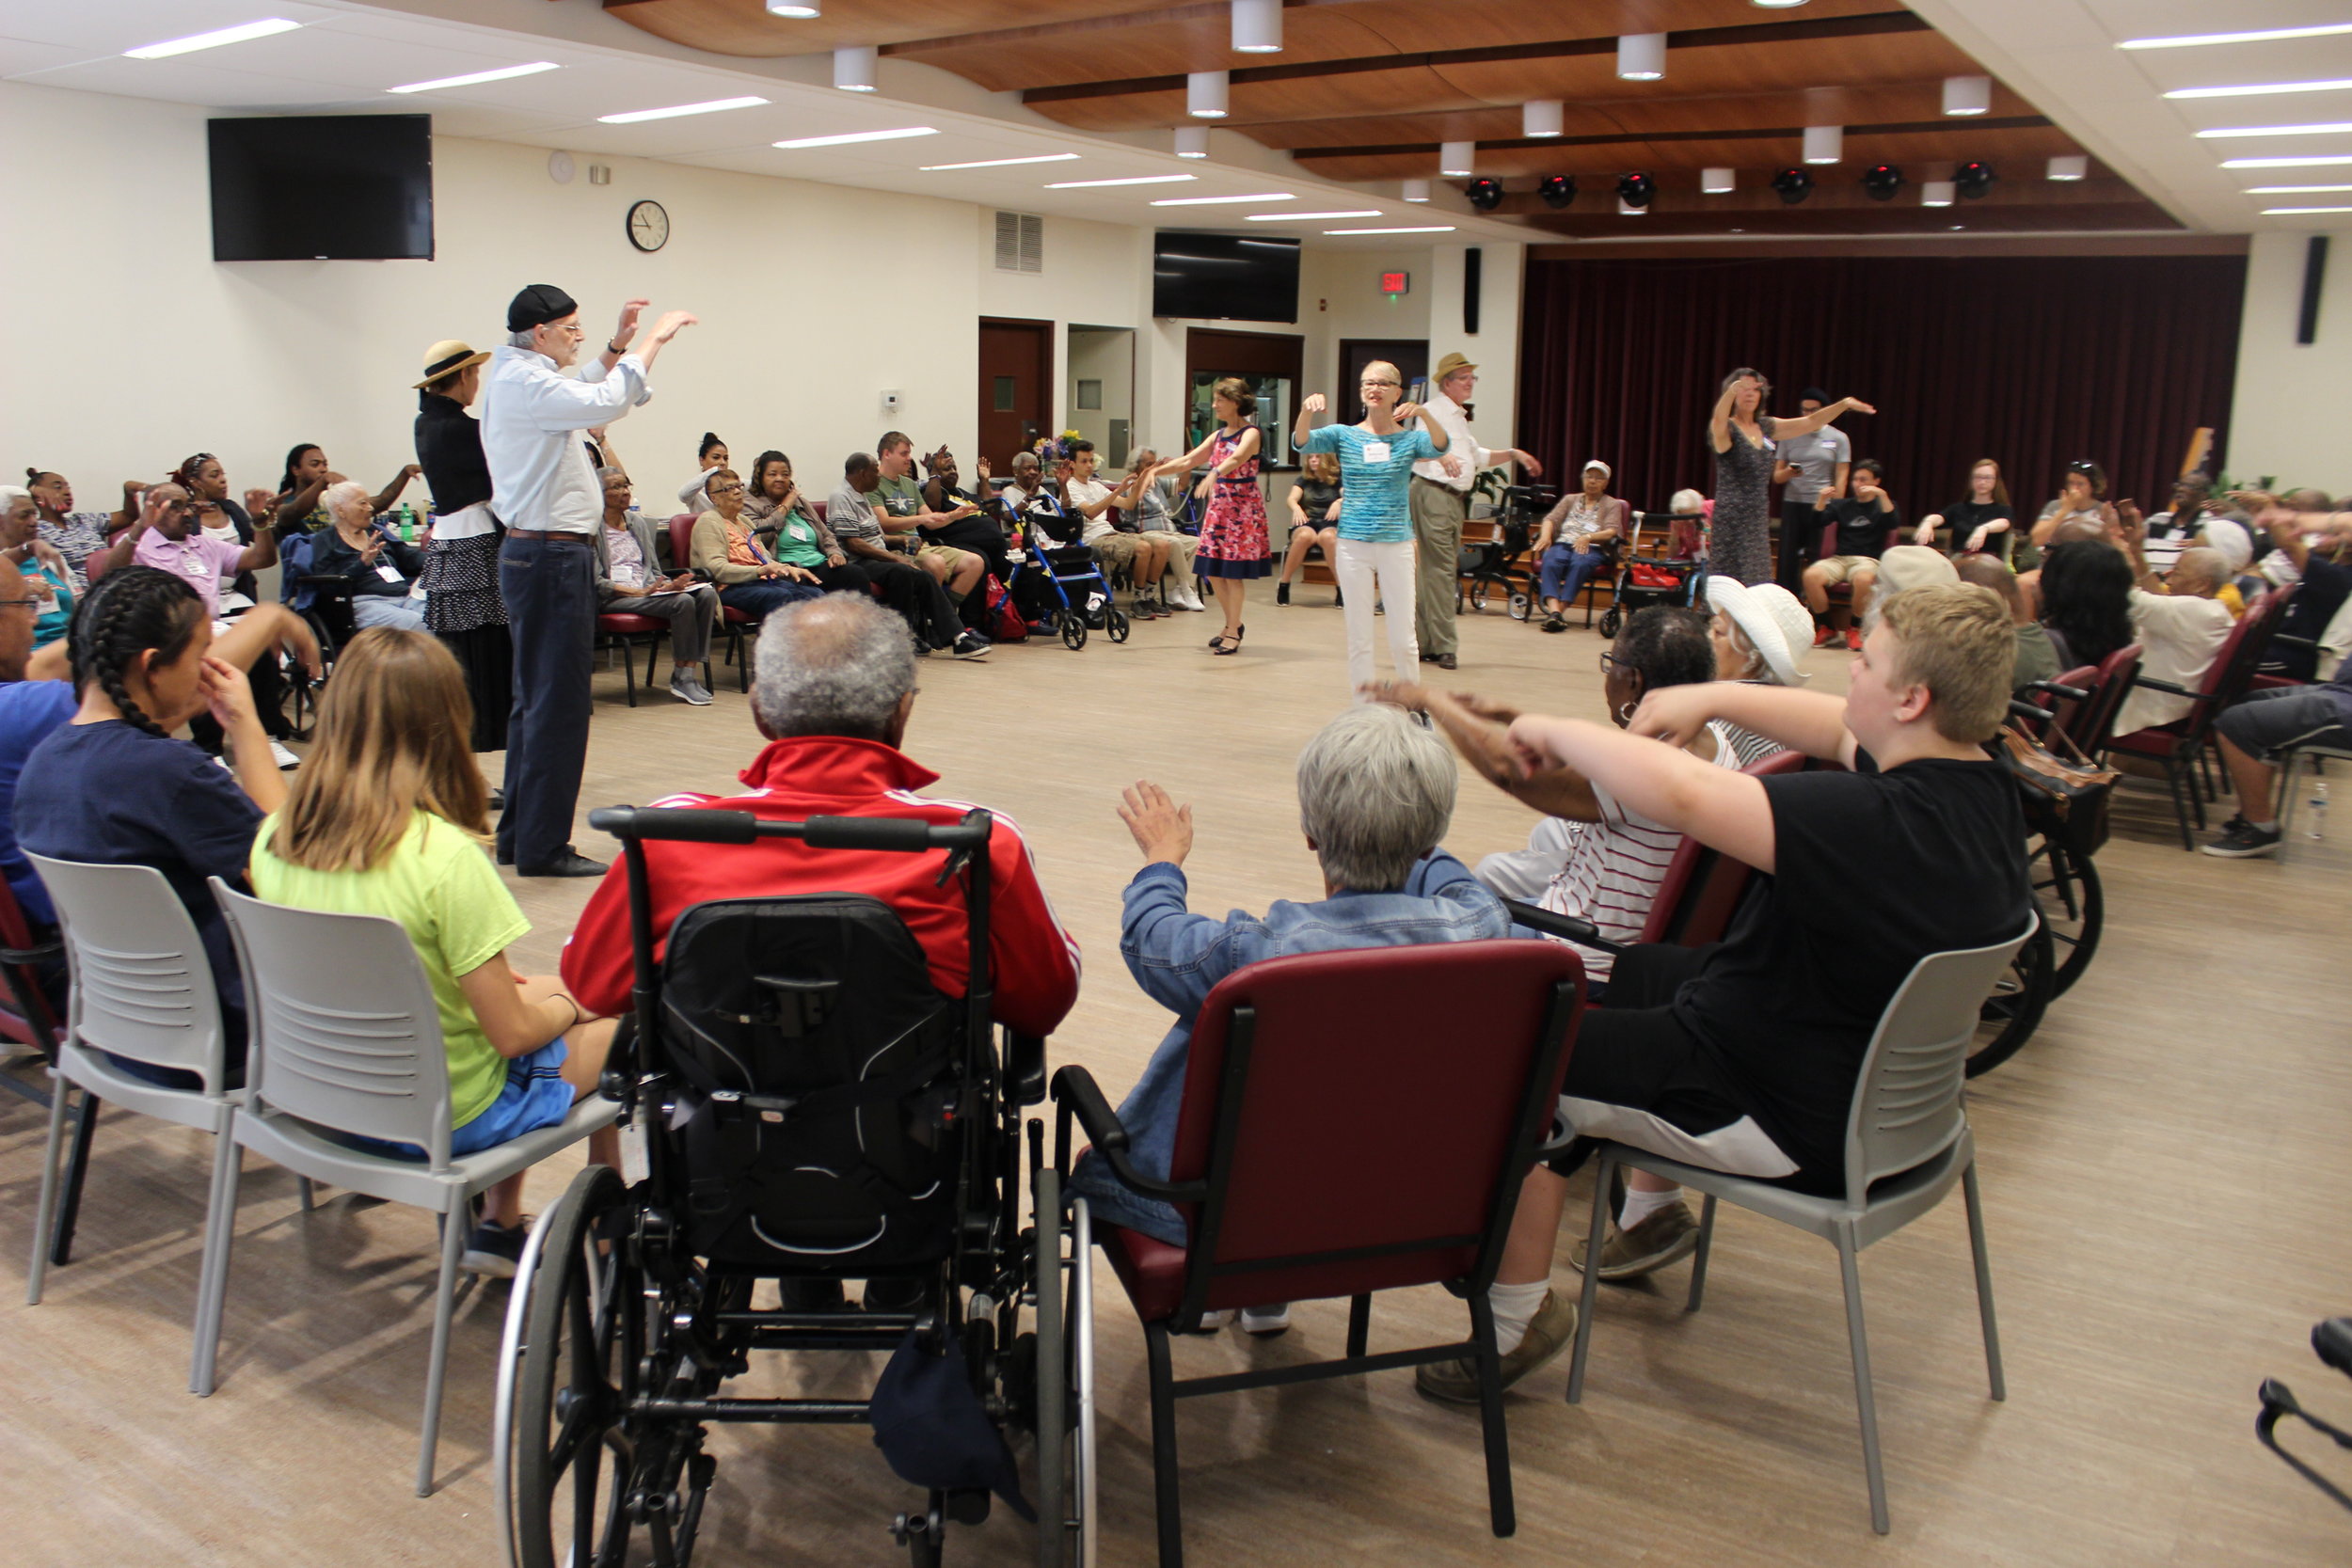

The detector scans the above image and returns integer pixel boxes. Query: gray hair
[751,593,918,740]
[0,485,30,514]
[320,480,372,522]
[2173,545,2227,594]
[508,328,538,350]
[596,466,627,483]
[1296,705,1456,892]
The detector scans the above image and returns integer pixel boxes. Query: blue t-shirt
[0,681,77,926]
[16,721,265,1040]
[1298,423,1438,544]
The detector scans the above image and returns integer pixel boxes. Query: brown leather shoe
[1571,1201,1700,1281]
[1414,1289,1577,1404]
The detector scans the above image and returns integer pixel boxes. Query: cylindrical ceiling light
[833,44,876,91]
[1922,180,1956,207]
[1174,125,1211,158]
[1803,124,1843,164]
[1187,70,1229,119]
[1439,140,1476,177]
[2047,154,2089,181]
[1702,166,1736,193]
[1618,198,1648,215]
[1402,178,1432,203]
[1943,74,1992,116]
[1751,0,1809,8]
[1617,33,1666,82]
[1523,100,1564,137]
[766,0,820,17]
[1232,0,1282,54]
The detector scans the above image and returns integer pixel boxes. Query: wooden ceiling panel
[604,0,1164,57]
[1297,126,2081,184]
[1521,199,2182,240]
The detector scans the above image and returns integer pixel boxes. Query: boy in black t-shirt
[1802,458,1904,650]
[1416,582,2031,1402]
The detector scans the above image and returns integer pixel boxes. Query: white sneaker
[270,739,300,769]
[668,671,713,705]
[1169,583,1204,611]
[1238,1303,1291,1337]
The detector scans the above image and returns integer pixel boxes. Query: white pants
[1333,537,1419,697]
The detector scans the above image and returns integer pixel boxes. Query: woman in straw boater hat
[411,339,512,762]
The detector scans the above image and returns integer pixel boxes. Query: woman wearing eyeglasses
[0,488,73,647]
[1707,369,1876,587]
[689,467,825,624]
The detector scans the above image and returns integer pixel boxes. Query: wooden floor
[6,580,2349,1566]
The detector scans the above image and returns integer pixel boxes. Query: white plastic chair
[1564,920,2036,1534]
[23,854,256,1364]
[200,879,618,1497]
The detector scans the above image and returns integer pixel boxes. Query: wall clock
[627,199,670,252]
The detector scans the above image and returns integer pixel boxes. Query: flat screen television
[1152,232,1299,322]
[209,115,434,261]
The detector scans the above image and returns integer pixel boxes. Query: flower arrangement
[1030,429,1087,464]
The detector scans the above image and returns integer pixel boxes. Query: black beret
[506,283,578,333]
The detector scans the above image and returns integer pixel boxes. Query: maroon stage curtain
[1515,253,2247,526]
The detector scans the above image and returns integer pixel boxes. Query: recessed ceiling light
[2263,205,2352,214]
[918,153,1080,171]
[2222,154,2352,168]
[1246,209,1381,221]
[1950,224,1964,230]
[2168,79,2352,101]
[389,62,559,94]
[2246,182,2352,193]
[772,126,940,149]
[1152,192,1295,205]
[600,96,769,124]
[1046,174,1198,188]
[125,19,301,58]
[2197,122,2352,139]
[1324,225,1456,235]
[1750,1,1807,8]
[2121,24,2352,51]
[767,0,821,15]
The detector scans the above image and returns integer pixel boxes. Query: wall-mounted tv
[209,115,434,261]
[1152,232,1299,323]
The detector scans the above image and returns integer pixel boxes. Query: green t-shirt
[866,471,925,523]
[250,810,530,1131]
[769,508,830,569]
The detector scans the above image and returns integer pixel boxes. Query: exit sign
[1380,270,1410,295]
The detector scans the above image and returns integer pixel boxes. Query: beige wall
[2230,230,2352,494]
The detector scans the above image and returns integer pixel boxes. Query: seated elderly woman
[0,487,76,648]
[690,467,826,624]
[1373,607,1783,999]
[1069,705,1509,1331]
[1532,460,1629,631]
[310,480,428,631]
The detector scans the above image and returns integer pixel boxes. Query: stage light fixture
[1860,163,1904,200]
[1466,178,1505,212]
[1954,161,1996,198]
[1615,171,1656,209]
[1771,166,1813,204]
[1538,175,1577,209]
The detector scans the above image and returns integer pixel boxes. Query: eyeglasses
[1360,379,1401,388]
[1597,651,1624,675]
[0,597,43,611]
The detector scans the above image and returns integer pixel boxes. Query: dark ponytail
[67,567,205,739]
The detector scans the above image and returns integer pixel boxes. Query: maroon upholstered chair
[593,611,669,707]
[1053,939,1585,1567]
[669,511,754,692]
[2107,588,2291,848]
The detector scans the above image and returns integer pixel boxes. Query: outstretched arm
[1627,681,1855,766]
[1507,715,1777,872]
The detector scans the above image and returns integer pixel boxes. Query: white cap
[1582,459,1611,478]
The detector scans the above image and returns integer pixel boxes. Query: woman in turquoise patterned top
[1295,360,1461,695]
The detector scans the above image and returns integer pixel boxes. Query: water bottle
[2309,777,2328,840]
[398,502,416,542]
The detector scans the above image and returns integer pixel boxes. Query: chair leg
[415,1196,469,1497]
[1465,1289,1518,1537]
[1962,1161,2006,1402]
[1143,1320,1184,1568]
[1565,1151,1615,1404]
[619,638,637,707]
[190,1132,244,1396]
[297,1177,315,1213]
[1685,1192,1719,1312]
[50,1083,101,1267]
[25,1072,72,1304]
[2164,762,2195,852]
[1346,1292,1371,1359]
[2278,749,2308,841]
[1836,1227,1891,1535]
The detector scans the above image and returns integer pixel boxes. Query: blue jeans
[719,579,821,621]
[1539,544,1608,607]
[498,532,596,868]
[352,594,429,632]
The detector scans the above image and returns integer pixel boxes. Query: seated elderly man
[561,594,1078,1301]
[2108,515,2233,736]
[1415,584,2029,1402]
[1068,704,1509,1335]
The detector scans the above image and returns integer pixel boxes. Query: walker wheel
[1507,592,1533,623]
[1058,611,1087,650]
[1105,610,1130,643]
[1597,607,1621,638]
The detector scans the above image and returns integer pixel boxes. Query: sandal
[1210,625,1247,655]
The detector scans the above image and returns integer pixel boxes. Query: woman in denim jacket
[1072,705,1509,1302]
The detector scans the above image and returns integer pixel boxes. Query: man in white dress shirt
[484,283,695,876]
[1408,352,1541,671]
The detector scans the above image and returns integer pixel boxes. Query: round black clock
[627,199,670,253]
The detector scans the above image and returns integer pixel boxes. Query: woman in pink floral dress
[1150,377,1268,654]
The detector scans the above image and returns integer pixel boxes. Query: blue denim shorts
[336,1038,575,1161]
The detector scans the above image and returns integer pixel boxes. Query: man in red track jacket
[561,594,1080,1036]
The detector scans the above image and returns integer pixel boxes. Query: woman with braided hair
[17,566,288,1081]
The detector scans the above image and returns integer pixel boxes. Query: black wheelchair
[494,805,1092,1568]
[1456,483,1553,621]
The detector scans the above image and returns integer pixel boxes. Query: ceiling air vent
[993,211,1042,274]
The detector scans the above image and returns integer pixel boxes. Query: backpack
[984,575,1026,641]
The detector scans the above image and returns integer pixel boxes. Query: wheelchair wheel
[1507,591,1533,623]
[2036,844,2104,999]
[512,1164,639,1568]
[1597,605,1622,638]
[1967,918,2055,1078]
[1031,1164,1068,1568]
[1058,610,1088,651]
[1105,610,1131,644]
[1465,578,1493,615]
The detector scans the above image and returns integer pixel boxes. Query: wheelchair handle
[586,805,992,854]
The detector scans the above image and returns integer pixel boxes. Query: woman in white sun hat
[1704,575,1812,688]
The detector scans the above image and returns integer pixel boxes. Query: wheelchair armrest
[2133,676,2201,699]
[2272,633,2318,651]
[1502,898,1622,956]
[1005,1030,1047,1107]
[2023,680,2090,704]
[1049,1064,1203,1202]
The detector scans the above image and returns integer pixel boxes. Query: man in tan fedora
[1409,351,1542,671]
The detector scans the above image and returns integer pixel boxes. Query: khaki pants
[1410,477,1468,657]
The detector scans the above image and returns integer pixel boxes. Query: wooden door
[977,317,1052,471]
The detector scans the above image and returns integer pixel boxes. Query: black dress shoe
[488,787,505,812]
[1436,652,1457,671]
[517,851,609,878]
[496,846,514,866]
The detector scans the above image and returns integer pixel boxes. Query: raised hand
[612,297,650,347]
[1118,780,1194,866]
[1302,392,1328,417]
[244,487,276,516]
[648,309,698,343]
[1393,401,1423,423]
[1844,398,1878,417]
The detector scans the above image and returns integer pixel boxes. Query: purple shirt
[133,531,246,618]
